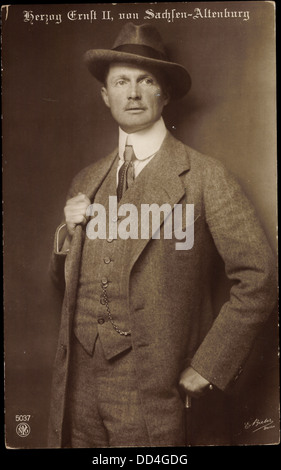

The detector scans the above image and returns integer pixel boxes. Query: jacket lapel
[79,149,118,202]
[121,132,191,271]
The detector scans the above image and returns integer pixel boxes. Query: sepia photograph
[2,1,279,452]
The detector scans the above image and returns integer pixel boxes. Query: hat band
[113,44,168,62]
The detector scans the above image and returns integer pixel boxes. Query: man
[48,23,276,448]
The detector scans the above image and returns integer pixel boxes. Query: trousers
[64,334,150,448]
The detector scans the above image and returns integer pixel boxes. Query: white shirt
[117,117,167,179]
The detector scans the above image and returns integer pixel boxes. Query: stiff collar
[118,117,167,161]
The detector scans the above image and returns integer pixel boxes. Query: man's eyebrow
[137,74,155,81]
[109,73,155,82]
[110,74,129,81]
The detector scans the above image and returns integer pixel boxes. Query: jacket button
[98,318,105,325]
[104,257,111,264]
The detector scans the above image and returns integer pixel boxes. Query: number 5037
[15,415,31,422]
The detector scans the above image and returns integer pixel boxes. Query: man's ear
[163,91,170,107]
[157,84,170,107]
[101,86,110,108]
[162,84,171,107]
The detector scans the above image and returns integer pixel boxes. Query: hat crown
[113,23,167,58]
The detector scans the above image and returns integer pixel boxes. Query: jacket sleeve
[190,160,277,391]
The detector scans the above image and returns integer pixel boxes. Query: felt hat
[84,22,191,99]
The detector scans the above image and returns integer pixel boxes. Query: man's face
[101,63,170,133]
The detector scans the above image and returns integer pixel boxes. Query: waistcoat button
[104,257,111,264]
[98,318,105,325]
[101,277,108,285]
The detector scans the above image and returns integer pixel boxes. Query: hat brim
[84,49,191,99]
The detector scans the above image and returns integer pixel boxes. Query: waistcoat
[73,157,133,359]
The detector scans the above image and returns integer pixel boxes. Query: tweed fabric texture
[48,132,276,447]
[65,335,150,447]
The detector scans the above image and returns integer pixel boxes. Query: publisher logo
[16,422,31,437]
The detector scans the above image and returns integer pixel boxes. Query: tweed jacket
[48,132,276,447]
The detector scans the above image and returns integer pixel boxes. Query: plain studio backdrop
[2,2,278,448]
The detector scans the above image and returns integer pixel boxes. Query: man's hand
[179,366,211,399]
[64,193,91,238]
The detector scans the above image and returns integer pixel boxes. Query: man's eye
[141,78,154,85]
[116,80,126,86]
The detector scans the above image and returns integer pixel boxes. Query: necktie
[117,143,136,202]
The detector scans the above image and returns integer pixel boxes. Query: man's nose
[128,82,141,99]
